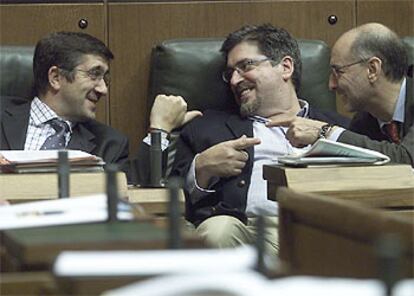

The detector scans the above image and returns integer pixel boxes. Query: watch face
[319,124,333,139]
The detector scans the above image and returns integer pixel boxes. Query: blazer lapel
[2,102,30,149]
[67,123,96,153]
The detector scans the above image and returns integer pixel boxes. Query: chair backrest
[0,46,35,99]
[402,36,414,77]
[148,38,336,113]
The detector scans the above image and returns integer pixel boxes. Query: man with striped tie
[0,32,199,181]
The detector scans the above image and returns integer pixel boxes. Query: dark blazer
[0,96,130,173]
[338,76,414,166]
[172,107,350,226]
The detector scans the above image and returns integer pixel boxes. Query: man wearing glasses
[172,24,348,254]
[0,32,198,178]
[268,23,413,166]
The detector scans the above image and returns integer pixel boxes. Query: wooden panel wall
[356,0,414,36]
[0,3,107,123]
[1,0,412,154]
[108,0,354,153]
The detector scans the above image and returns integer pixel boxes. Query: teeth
[240,89,250,97]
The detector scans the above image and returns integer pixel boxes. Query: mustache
[235,81,255,97]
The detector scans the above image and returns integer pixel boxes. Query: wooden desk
[127,187,185,215]
[277,188,413,278]
[0,272,57,295]
[0,172,128,201]
[1,221,201,272]
[263,164,414,209]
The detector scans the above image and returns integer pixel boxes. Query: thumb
[182,110,203,126]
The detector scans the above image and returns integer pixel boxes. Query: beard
[239,96,262,118]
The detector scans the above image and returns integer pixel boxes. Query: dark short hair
[33,31,114,96]
[351,30,408,82]
[220,24,302,93]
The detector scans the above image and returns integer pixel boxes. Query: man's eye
[89,69,101,77]
[239,60,254,71]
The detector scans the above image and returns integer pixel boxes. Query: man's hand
[195,135,261,188]
[266,116,327,147]
[150,95,202,133]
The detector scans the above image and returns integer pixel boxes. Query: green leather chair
[0,46,35,98]
[148,38,337,113]
[402,36,414,77]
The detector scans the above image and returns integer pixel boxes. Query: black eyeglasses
[222,58,274,83]
[330,59,366,78]
[61,67,111,86]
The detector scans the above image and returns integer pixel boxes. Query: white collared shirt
[186,100,310,217]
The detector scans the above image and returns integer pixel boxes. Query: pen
[16,210,64,217]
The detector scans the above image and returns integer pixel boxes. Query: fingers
[265,113,296,128]
[230,135,261,150]
[182,110,203,126]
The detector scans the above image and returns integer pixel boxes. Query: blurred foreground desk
[263,164,414,211]
[1,221,201,272]
[277,188,413,278]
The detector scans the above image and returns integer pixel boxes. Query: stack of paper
[278,139,390,167]
[0,150,104,173]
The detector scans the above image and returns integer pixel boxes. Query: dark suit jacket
[0,96,130,174]
[172,107,350,226]
[338,76,414,166]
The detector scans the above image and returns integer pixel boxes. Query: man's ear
[48,66,62,91]
[367,57,382,83]
[280,56,294,81]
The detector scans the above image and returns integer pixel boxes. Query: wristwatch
[318,123,334,139]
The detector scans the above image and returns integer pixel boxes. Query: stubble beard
[239,95,261,118]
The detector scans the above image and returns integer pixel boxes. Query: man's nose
[230,70,244,87]
[95,78,108,95]
[328,73,338,91]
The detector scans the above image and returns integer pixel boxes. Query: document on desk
[54,245,259,276]
[0,194,134,229]
[0,150,104,173]
[278,139,390,167]
[102,274,406,296]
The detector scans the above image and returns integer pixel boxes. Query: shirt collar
[31,97,73,132]
[378,78,406,127]
[248,99,310,124]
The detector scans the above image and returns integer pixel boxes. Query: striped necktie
[383,121,401,144]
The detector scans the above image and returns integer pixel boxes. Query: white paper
[54,246,258,276]
[103,274,414,296]
[278,139,390,166]
[0,149,101,163]
[0,194,133,229]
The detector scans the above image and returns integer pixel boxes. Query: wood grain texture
[0,3,108,123]
[108,0,354,154]
[356,0,414,36]
[264,164,414,208]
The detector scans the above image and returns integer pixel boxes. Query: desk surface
[263,164,414,208]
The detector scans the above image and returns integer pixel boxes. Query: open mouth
[236,83,255,102]
[86,91,100,104]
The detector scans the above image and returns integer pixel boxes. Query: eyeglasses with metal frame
[222,58,274,83]
[330,59,366,79]
[61,67,111,86]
